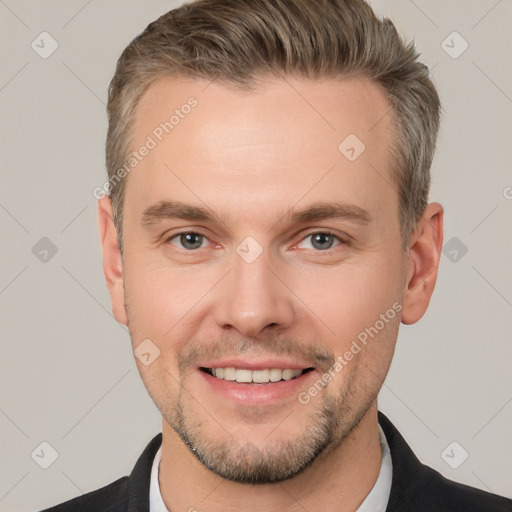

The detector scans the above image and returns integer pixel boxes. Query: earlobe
[97,196,128,326]
[401,202,444,325]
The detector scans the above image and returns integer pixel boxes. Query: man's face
[117,75,407,482]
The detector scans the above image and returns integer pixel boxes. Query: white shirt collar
[356,423,393,511]
[149,440,168,512]
[150,424,392,512]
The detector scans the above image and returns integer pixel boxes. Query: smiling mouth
[200,367,314,384]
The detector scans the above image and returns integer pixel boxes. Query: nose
[212,247,295,338]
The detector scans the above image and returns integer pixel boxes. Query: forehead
[134,75,392,151]
[124,75,397,232]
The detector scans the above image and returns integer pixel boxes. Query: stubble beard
[158,371,377,484]
[124,294,386,485]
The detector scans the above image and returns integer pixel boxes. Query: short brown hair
[106,0,440,253]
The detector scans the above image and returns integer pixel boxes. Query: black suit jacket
[39,412,512,511]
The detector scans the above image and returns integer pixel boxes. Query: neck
[159,402,382,512]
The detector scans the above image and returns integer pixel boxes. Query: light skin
[98,75,443,511]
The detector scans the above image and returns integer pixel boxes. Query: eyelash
[164,230,348,253]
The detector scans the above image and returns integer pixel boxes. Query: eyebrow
[140,200,372,228]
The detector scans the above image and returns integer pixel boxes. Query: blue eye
[298,232,343,251]
[165,231,345,253]
[168,232,208,250]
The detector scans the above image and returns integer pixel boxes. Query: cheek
[122,258,175,342]
[122,254,219,361]
[124,252,190,310]
[298,255,403,342]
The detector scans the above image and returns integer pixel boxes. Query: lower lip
[198,369,317,405]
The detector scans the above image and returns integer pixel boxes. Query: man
[41,0,512,510]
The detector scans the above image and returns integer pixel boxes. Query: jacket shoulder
[418,466,512,512]
[37,433,162,512]
[38,476,128,512]
[378,412,512,512]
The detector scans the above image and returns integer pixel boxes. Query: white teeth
[235,369,252,383]
[281,369,294,381]
[269,369,282,382]
[252,369,270,383]
[223,367,236,381]
[210,367,303,383]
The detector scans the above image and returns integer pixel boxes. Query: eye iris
[312,233,334,250]
[181,233,203,249]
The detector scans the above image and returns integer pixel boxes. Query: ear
[401,202,444,325]
[97,196,128,326]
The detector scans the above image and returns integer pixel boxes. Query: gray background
[1,0,511,510]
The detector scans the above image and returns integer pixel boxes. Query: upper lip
[198,358,314,371]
